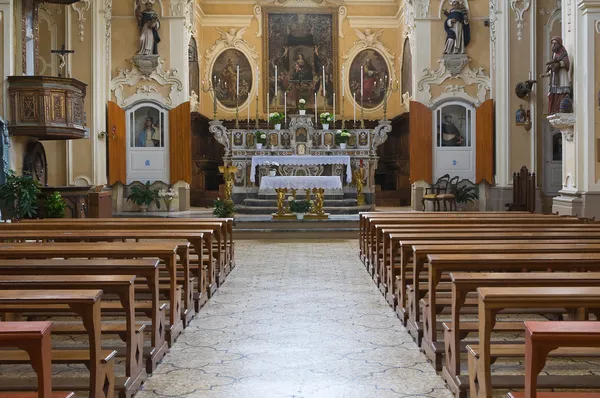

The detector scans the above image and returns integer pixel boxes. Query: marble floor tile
[136,240,453,398]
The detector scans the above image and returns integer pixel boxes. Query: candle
[353,92,356,123]
[275,65,278,96]
[248,98,251,125]
[267,92,270,128]
[322,66,326,96]
[315,92,318,124]
[333,93,336,126]
[342,66,345,97]
[236,65,239,97]
[256,66,259,84]
[284,91,287,127]
[360,66,364,99]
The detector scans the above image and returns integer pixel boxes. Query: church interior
[1,0,600,397]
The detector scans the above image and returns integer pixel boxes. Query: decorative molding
[417,58,491,106]
[204,27,259,112]
[104,0,112,62]
[438,0,467,19]
[71,0,91,42]
[547,112,576,142]
[341,29,397,114]
[72,175,93,186]
[489,0,498,70]
[338,6,347,38]
[510,0,530,41]
[209,121,231,157]
[596,20,600,34]
[254,5,263,37]
[566,0,573,32]
[539,0,560,15]
[110,58,184,108]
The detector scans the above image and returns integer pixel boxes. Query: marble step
[257,194,347,200]
[243,198,358,207]
[235,205,371,215]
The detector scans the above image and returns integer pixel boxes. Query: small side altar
[210,114,391,208]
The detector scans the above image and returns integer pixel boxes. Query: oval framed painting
[348,49,390,110]
[211,49,253,109]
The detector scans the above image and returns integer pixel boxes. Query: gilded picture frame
[263,7,339,113]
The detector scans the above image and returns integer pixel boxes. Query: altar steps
[233,216,359,239]
[237,195,371,215]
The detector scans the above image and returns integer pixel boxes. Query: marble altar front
[209,114,391,205]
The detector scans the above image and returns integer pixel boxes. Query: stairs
[236,194,372,215]
[233,215,360,239]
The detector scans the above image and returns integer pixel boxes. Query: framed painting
[264,7,338,113]
[349,49,390,109]
[211,49,253,109]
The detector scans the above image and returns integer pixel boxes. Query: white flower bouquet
[320,112,333,124]
[298,99,306,110]
[269,112,283,124]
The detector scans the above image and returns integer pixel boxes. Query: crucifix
[51,44,75,78]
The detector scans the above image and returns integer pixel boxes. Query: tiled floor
[137,240,452,398]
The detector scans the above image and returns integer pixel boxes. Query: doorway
[543,129,563,196]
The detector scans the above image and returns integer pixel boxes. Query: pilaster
[0,0,14,120]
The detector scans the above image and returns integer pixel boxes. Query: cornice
[578,0,600,13]
[347,8,402,28]
[195,4,253,27]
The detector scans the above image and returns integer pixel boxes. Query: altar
[209,114,391,210]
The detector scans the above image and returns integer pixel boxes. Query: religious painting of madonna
[349,49,390,109]
[211,49,253,109]
[264,8,338,113]
[131,106,164,148]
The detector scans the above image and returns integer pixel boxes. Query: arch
[189,36,200,98]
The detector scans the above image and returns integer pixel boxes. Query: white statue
[135,0,161,56]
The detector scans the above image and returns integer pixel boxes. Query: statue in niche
[443,0,470,54]
[540,37,572,115]
[136,116,160,147]
[135,0,161,56]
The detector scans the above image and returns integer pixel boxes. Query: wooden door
[169,101,192,184]
[409,101,433,184]
[475,99,494,184]
[107,101,126,185]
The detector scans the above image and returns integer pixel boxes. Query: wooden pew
[442,272,600,398]
[387,232,600,327]
[0,229,211,311]
[0,242,184,346]
[521,321,600,398]
[470,287,600,398]
[0,394,74,398]
[16,218,232,282]
[0,322,53,397]
[0,290,114,398]
[0,259,166,374]
[0,275,145,397]
[419,252,600,369]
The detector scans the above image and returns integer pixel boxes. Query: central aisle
[138,240,452,398]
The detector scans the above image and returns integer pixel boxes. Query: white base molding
[552,191,584,217]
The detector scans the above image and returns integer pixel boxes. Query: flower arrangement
[263,161,279,171]
[269,112,283,124]
[320,112,333,124]
[213,198,235,218]
[289,199,312,214]
[335,129,352,144]
[127,181,161,212]
[255,131,267,145]
[298,99,306,110]
[158,186,179,211]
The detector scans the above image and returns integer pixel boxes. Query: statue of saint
[136,1,161,56]
[443,0,470,54]
[540,36,571,114]
[220,58,237,101]
[136,117,160,147]
[362,58,379,102]
[441,115,464,147]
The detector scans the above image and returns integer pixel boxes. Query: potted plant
[44,191,66,218]
[298,99,306,115]
[320,112,333,130]
[255,131,267,149]
[335,129,352,149]
[213,198,235,218]
[289,199,312,220]
[127,181,161,212]
[453,182,478,211]
[158,186,178,212]
[263,161,279,177]
[0,170,41,220]
[269,112,283,130]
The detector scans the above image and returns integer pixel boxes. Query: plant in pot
[213,198,235,218]
[335,129,352,149]
[320,112,333,130]
[298,99,306,115]
[255,131,267,149]
[44,191,66,218]
[127,181,161,212]
[158,186,178,212]
[0,170,42,220]
[452,182,478,211]
[289,199,312,220]
[269,112,283,130]
[263,161,279,177]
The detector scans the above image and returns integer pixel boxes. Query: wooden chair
[422,174,450,211]
[506,166,536,212]
[437,176,460,211]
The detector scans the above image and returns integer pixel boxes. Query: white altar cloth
[250,155,352,183]
[259,176,343,191]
